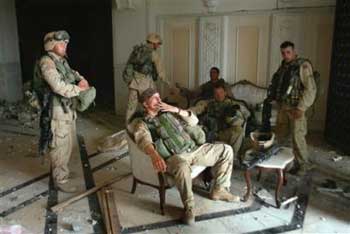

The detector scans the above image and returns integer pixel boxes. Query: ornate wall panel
[198,16,224,85]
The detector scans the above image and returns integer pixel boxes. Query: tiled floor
[0,114,349,234]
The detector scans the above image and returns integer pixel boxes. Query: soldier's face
[53,41,68,57]
[210,69,219,81]
[281,47,296,62]
[144,93,161,112]
[214,87,226,102]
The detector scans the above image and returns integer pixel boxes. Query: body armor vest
[270,58,307,107]
[144,113,198,159]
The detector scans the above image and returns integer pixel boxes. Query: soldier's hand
[159,101,178,113]
[78,79,89,88]
[151,154,167,172]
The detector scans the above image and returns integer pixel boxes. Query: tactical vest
[206,98,239,130]
[123,44,158,84]
[33,53,81,112]
[271,58,308,107]
[144,113,199,159]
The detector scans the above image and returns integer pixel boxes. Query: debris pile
[0,99,39,128]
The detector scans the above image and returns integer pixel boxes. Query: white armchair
[126,133,206,215]
[231,80,277,126]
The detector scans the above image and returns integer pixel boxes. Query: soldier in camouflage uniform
[268,41,317,175]
[177,67,232,102]
[123,33,166,128]
[35,31,92,193]
[133,88,239,225]
[190,82,250,156]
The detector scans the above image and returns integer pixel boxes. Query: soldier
[34,30,93,193]
[133,88,240,225]
[267,41,317,175]
[177,67,232,103]
[123,33,166,128]
[190,82,250,157]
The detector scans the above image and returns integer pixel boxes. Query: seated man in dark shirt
[177,67,232,103]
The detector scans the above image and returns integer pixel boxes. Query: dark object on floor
[242,145,282,170]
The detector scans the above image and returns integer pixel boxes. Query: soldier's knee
[223,144,234,161]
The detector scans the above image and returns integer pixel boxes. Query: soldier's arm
[152,51,166,81]
[226,109,245,127]
[297,61,317,111]
[134,121,167,172]
[188,100,209,115]
[40,57,80,98]
[72,70,84,81]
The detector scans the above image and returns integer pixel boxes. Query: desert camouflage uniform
[125,44,165,125]
[39,52,82,184]
[133,111,233,209]
[272,59,317,169]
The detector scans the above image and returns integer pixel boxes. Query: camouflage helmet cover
[146,33,162,45]
[44,30,70,51]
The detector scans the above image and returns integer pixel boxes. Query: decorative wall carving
[199,17,223,85]
[202,0,219,13]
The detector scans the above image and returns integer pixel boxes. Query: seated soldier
[132,88,240,225]
[190,82,250,156]
[177,67,232,103]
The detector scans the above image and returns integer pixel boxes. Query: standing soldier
[34,30,93,193]
[267,41,317,175]
[123,33,166,128]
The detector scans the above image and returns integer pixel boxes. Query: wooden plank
[50,173,130,213]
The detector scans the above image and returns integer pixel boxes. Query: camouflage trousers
[49,119,76,184]
[166,143,234,209]
[217,126,245,156]
[275,107,310,168]
[126,74,156,128]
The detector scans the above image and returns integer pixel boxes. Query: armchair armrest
[126,134,162,186]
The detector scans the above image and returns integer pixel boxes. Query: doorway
[15,0,114,110]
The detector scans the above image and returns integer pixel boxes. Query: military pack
[123,44,159,84]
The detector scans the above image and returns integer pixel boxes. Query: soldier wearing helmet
[33,30,94,193]
[123,33,166,130]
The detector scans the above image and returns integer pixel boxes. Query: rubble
[331,156,343,162]
[0,99,39,128]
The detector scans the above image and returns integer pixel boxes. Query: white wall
[112,0,335,131]
[0,0,22,102]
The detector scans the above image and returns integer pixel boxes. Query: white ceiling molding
[114,0,136,11]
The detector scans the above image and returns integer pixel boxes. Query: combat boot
[182,207,195,226]
[54,180,77,193]
[210,187,240,202]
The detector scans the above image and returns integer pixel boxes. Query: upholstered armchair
[230,80,277,127]
[126,133,206,215]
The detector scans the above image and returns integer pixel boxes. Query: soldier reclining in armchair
[131,88,240,225]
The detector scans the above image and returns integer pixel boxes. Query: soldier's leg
[192,143,234,189]
[49,120,74,184]
[275,108,291,146]
[218,126,244,156]
[126,89,139,128]
[292,114,310,168]
[166,155,195,209]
